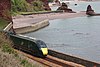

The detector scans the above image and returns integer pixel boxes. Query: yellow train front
[9,34,48,57]
[35,40,48,57]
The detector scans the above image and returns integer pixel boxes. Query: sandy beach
[13,12,86,29]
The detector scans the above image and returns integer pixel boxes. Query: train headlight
[41,48,48,55]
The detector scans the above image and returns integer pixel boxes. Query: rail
[15,49,84,67]
[49,49,100,67]
[8,32,100,67]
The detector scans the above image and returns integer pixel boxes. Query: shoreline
[13,12,86,29]
[13,12,87,33]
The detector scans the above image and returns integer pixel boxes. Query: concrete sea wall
[14,19,49,34]
[49,49,100,67]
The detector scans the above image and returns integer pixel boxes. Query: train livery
[9,33,48,57]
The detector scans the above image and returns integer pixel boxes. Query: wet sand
[13,12,86,29]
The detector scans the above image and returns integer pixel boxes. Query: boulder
[86,5,95,15]
[57,2,75,13]
[55,0,61,5]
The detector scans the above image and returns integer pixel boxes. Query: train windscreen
[36,40,47,48]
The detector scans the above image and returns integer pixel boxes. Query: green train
[9,33,48,57]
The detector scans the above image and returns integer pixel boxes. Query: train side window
[28,43,33,49]
[28,41,36,49]
[23,40,28,47]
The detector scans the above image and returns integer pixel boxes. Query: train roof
[10,34,37,42]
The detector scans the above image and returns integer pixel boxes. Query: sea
[25,2,100,62]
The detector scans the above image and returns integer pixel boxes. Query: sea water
[25,2,100,62]
[25,16,100,62]
[51,1,100,13]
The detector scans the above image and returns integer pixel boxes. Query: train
[8,33,48,57]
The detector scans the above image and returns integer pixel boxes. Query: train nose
[41,48,48,55]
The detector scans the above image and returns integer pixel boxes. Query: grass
[19,10,62,15]
[0,18,9,30]
[0,31,44,67]
[2,44,15,54]
[0,31,21,67]
[0,31,15,54]
[21,59,33,67]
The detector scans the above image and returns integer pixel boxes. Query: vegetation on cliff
[32,0,44,11]
[0,18,9,30]
[11,0,44,15]
[0,31,21,67]
[48,0,54,2]
[0,0,45,67]
[11,0,33,12]
[0,31,44,67]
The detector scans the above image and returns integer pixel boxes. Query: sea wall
[48,49,100,67]
[14,19,49,34]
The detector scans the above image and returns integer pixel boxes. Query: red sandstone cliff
[0,0,14,32]
[0,0,51,22]
[0,0,12,22]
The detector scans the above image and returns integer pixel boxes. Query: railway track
[45,55,85,67]
[15,49,85,67]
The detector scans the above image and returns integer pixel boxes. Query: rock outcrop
[54,0,61,5]
[0,0,15,32]
[0,0,12,22]
[86,5,95,15]
[57,2,75,13]
[86,5,100,16]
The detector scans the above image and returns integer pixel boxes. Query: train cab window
[36,40,47,48]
